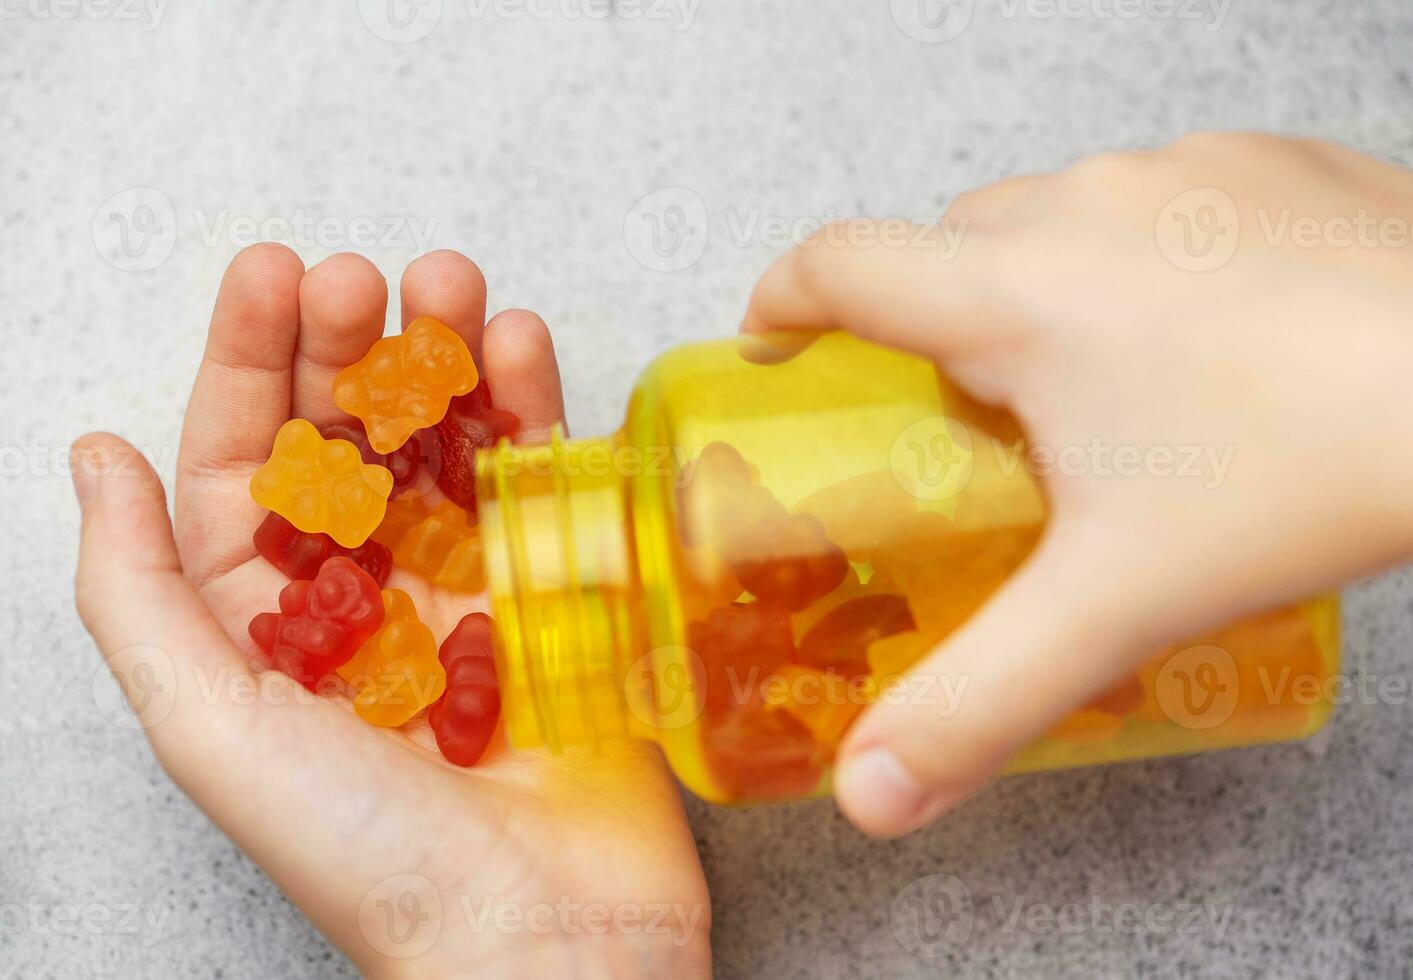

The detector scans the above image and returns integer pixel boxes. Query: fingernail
[838,748,937,832]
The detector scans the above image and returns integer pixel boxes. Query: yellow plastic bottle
[475,331,1339,804]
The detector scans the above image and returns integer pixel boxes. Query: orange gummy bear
[370,497,486,593]
[249,419,394,549]
[763,664,872,749]
[333,317,479,453]
[337,589,447,727]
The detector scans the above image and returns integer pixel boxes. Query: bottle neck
[475,426,643,753]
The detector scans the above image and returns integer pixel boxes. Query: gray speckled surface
[3,1,1412,976]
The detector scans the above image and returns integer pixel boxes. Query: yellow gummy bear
[337,589,447,727]
[332,317,479,454]
[249,419,394,548]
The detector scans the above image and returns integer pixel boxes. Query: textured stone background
[3,1,1412,976]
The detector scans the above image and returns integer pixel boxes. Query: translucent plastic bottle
[475,331,1339,804]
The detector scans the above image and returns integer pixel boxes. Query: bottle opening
[475,426,642,754]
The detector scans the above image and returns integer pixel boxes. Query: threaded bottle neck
[475,426,643,753]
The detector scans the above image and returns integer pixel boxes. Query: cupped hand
[743,132,1413,837]
[72,246,711,979]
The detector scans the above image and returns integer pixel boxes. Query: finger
[73,433,259,774]
[177,243,304,582]
[833,521,1160,837]
[181,243,304,472]
[399,249,488,364]
[482,309,566,444]
[739,219,1012,363]
[294,253,389,426]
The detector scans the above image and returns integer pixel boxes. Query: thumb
[71,432,259,781]
[70,434,437,949]
[834,521,1161,837]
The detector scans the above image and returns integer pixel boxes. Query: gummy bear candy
[679,443,848,610]
[434,380,520,517]
[703,706,822,801]
[1048,674,1144,744]
[763,664,872,748]
[1136,603,1329,740]
[253,511,392,587]
[250,419,394,548]
[370,495,434,550]
[428,612,502,767]
[1085,674,1144,716]
[730,509,849,612]
[869,521,1040,663]
[687,602,795,713]
[337,590,446,727]
[333,316,479,453]
[320,421,438,500]
[1047,710,1126,745]
[369,496,486,593]
[248,557,384,690]
[797,594,915,677]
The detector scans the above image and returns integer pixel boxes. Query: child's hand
[743,132,1413,838]
[72,247,711,979]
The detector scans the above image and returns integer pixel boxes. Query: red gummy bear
[731,510,849,612]
[797,594,916,676]
[703,707,823,801]
[248,557,384,690]
[688,602,795,713]
[434,382,520,518]
[319,421,437,500]
[427,612,501,767]
[253,511,393,587]
[681,443,848,610]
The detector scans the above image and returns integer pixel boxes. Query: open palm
[73,246,711,979]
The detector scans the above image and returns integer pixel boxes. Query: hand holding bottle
[742,132,1413,837]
